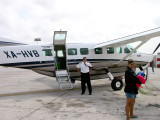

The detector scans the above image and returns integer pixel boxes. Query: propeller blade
[153,43,160,54]
[151,61,155,73]
[150,42,160,73]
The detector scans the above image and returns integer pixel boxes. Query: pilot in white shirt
[77,61,92,73]
[76,57,92,95]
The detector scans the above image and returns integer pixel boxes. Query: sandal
[130,115,138,118]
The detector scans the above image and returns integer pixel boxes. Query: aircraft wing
[91,27,160,49]
[0,37,26,47]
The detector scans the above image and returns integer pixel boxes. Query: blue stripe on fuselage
[0,60,54,67]
[67,59,121,65]
[0,59,145,69]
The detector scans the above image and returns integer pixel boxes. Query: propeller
[151,61,155,73]
[152,43,160,54]
[151,43,160,72]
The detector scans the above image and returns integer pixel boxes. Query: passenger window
[124,47,130,53]
[116,47,122,54]
[57,50,64,57]
[68,48,77,55]
[42,49,53,56]
[95,48,103,54]
[107,47,114,54]
[80,48,89,55]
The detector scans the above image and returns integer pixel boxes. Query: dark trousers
[81,73,92,94]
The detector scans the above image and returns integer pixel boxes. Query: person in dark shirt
[124,59,141,120]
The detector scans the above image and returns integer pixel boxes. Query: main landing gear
[111,78,123,91]
[105,69,123,91]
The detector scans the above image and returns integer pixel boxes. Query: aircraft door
[53,31,67,70]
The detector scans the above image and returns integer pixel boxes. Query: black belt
[81,72,89,74]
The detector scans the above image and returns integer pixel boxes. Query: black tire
[111,78,123,91]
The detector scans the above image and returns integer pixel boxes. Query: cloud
[0,0,159,53]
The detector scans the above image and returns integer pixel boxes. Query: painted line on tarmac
[0,88,78,97]
[0,84,107,97]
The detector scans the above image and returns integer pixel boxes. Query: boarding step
[55,70,73,90]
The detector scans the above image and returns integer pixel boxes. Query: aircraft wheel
[111,78,123,91]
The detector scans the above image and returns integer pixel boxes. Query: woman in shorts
[124,59,141,120]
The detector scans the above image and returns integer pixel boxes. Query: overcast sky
[0,0,160,54]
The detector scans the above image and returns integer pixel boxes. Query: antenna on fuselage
[34,38,41,44]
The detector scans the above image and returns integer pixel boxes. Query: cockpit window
[124,47,130,53]
[42,49,53,56]
[129,46,137,53]
[125,45,137,53]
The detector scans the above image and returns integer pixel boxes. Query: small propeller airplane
[0,27,160,90]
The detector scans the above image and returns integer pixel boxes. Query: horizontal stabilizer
[0,37,26,47]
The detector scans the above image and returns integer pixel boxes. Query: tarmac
[0,67,160,120]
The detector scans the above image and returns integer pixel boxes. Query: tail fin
[0,36,27,47]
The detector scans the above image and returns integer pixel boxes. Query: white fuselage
[0,43,153,80]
